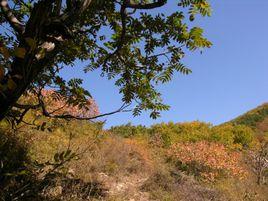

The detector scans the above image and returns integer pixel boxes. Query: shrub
[210,124,235,146]
[19,89,100,119]
[72,137,153,177]
[0,130,29,190]
[168,141,248,181]
[211,124,254,148]
[149,121,212,147]
[232,125,254,148]
[110,123,149,138]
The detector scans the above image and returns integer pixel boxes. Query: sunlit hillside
[1,107,267,201]
[230,103,268,134]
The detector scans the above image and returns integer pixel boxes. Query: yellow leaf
[0,46,10,59]
[7,78,17,91]
[14,47,26,59]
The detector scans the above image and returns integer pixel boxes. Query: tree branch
[13,103,41,110]
[126,0,167,9]
[102,1,127,67]
[0,0,25,34]
[61,0,92,25]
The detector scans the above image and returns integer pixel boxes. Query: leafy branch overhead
[0,0,212,122]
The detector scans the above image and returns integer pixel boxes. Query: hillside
[1,114,268,201]
[230,103,268,134]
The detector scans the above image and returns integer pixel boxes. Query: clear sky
[61,0,268,128]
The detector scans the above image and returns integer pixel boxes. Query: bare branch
[13,103,41,110]
[126,0,167,9]
[42,102,132,121]
[0,0,25,34]
[33,88,131,121]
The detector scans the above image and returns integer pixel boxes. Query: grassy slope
[230,103,268,134]
[1,109,268,200]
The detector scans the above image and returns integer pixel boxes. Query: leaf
[59,152,65,161]
[7,78,17,91]
[0,46,10,59]
[64,150,72,157]
[36,48,46,59]
[54,153,60,162]
[14,47,26,58]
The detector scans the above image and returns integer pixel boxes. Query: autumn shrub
[168,141,248,181]
[19,89,99,119]
[142,166,224,201]
[110,122,253,148]
[210,124,254,148]
[72,136,153,178]
[149,121,212,147]
[141,168,177,200]
[232,125,254,148]
[210,124,235,146]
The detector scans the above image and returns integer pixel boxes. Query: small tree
[249,137,268,185]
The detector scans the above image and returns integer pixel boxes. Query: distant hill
[230,103,268,134]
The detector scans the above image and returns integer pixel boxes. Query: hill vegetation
[230,103,268,134]
[0,104,268,201]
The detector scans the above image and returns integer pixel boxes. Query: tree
[0,0,212,123]
[248,135,268,185]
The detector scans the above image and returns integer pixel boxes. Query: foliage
[149,121,212,146]
[210,124,236,146]
[0,129,29,191]
[110,121,254,148]
[23,89,99,118]
[168,141,248,181]
[232,125,254,148]
[211,124,254,148]
[231,103,268,132]
[110,123,149,138]
[0,0,212,121]
[247,135,268,185]
[0,123,106,200]
[1,116,268,200]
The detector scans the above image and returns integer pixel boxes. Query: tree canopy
[0,0,212,123]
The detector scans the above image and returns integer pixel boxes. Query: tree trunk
[0,2,55,120]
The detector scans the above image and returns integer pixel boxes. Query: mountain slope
[230,103,268,134]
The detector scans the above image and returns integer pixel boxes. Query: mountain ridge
[229,103,268,134]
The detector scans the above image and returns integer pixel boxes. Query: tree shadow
[0,129,107,201]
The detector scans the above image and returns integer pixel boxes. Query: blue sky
[61,0,268,128]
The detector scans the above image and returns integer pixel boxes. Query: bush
[210,124,235,146]
[110,123,149,138]
[0,129,29,191]
[168,141,248,181]
[232,125,254,148]
[211,124,254,148]
[149,121,212,147]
